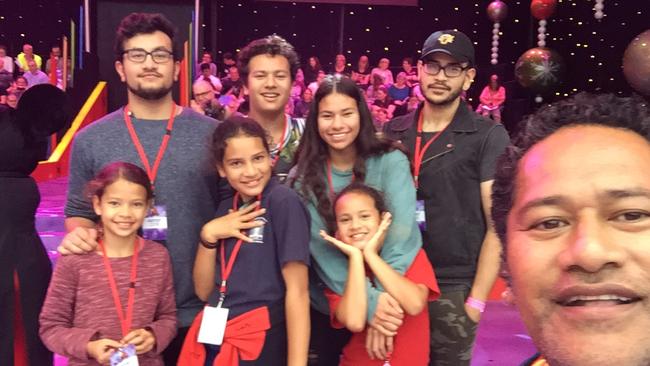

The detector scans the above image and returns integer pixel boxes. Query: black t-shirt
[213,178,311,318]
[330,65,352,78]
[383,103,510,286]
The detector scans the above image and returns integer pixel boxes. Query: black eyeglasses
[122,48,173,64]
[422,62,469,77]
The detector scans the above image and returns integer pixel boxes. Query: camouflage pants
[428,288,478,366]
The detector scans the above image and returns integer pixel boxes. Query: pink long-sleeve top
[479,86,506,107]
[40,240,177,365]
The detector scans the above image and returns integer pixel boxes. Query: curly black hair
[114,13,178,61]
[492,92,650,263]
[237,34,301,84]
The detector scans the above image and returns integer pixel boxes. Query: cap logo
[438,34,455,45]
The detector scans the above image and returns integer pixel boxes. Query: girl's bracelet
[199,236,218,249]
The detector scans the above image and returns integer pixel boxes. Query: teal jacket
[298,150,422,320]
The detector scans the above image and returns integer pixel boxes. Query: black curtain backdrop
[1,0,648,118]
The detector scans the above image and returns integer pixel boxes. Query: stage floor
[37,178,536,366]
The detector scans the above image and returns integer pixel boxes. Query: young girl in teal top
[291,75,422,363]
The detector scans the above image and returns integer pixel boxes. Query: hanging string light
[594,0,605,20]
[487,1,508,65]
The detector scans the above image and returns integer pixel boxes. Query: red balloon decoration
[487,1,508,23]
[530,0,557,20]
[515,47,566,95]
[623,30,650,96]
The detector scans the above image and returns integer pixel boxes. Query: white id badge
[110,344,139,366]
[415,200,426,231]
[142,205,168,241]
[198,305,229,345]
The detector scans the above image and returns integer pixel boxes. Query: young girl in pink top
[40,162,177,365]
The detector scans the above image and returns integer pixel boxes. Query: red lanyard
[123,104,178,191]
[99,237,141,337]
[271,115,289,167]
[412,112,449,189]
[326,160,355,199]
[217,192,263,305]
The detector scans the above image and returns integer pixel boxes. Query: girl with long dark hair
[291,75,423,364]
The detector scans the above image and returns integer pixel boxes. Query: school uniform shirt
[213,178,311,319]
[325,250,440,366]
[39,240,177,366]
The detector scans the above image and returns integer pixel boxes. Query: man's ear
[173,60,181,82]
[463,68,477,91]
[115,61,126,82]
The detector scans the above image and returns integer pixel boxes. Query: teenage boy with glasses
[384,30,510,366]
[58,13,223,364]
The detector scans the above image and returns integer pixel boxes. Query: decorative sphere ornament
[531,0,557,20]
[515,47,566,95]
[487,1,508,22]
[595,11,604,19]
[493,34,500,41]
[491,59,498,65]
[623,30,650,96]
[535,95,543,103]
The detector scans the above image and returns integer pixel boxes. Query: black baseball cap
[420,30,475,67]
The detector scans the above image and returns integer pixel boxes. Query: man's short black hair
[237,35,300,84]
[492,92,650,264]
[200,63,211,72]
[223,52,235,61]
[114,12,178,62]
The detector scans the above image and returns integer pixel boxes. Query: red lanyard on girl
[271,115,289,167]
[217,191,263,307]
[412,111,449,189]
[326,160,355,199]
[123,104,178,191]
[99,237,142,337]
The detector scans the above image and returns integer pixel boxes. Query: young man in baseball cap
[384,30,510,365]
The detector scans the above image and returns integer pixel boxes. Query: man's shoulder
[77,109,124,137]
[384,109,417,135]
[179,108,220,129]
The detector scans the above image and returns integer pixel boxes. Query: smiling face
[317,92,360,157]
[115,30,179,101]
[217,135,272,202]
[507,125,650,366]
[335,191,381,249]
[245,54,291,118]
[93,178,149,241]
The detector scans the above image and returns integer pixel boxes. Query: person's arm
[282,261,310,366]
[134,249,177,354]
[60,135,100,254]
[320,231,367,332]
[479,86,491,105]
[494,87,506,106]
[465,180,501,322]
[272,191,312,366]
[194,204,266,301]
[40,257,119,359]
[385,104,396,119]
[363,213,428,316]
[466,125,510,321]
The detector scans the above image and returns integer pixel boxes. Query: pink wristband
[465,296,486,313]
